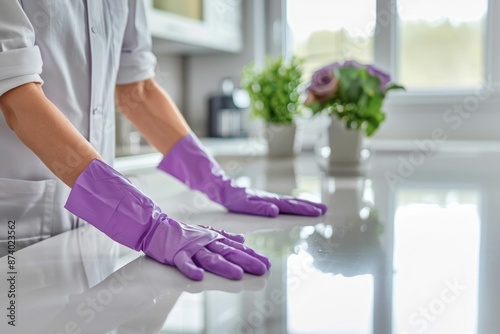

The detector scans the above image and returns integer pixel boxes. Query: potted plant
[304,61,404,170]
[242,56,303,157]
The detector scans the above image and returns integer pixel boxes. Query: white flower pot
[327,116,364,167]
[265,123,302,158]
[313,116,369,175]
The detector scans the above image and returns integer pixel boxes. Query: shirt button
[91,26,97,34]
[92,107,98,115]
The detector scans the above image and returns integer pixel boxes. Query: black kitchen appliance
[208,78,249,138]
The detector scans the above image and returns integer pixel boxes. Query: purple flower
[305,61,392,106]
[366,65,391,89]
[307,63,338,99]
[337,61,391,89]
[305,63,341,106]
[340,60,361,69]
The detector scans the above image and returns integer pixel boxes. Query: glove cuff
[65,159,160,251]
[157,133,234,205]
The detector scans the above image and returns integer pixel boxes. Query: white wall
[377,92,500,141]
[154,54,185,109]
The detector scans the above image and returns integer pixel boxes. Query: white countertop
[1,149,499,334]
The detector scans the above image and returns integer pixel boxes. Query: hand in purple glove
[158,133,328,217]
[65,159,270,280]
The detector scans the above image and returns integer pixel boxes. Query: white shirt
[0,0,157,251]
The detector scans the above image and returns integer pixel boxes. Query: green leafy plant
[305,61,404,137]
[241,56,303,125]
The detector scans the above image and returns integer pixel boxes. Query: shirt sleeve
[0,1,43,96]
[116,0,157,85]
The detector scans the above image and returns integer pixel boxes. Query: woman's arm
[0,83,102,187]
[115,78,190,155]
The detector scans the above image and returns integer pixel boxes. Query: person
[0,0,327,280]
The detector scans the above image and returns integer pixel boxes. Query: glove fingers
[266,197,324,216]
[206,241,267,275]
[293,198,328,214]
[193,248,244,280]
[229,200,279,217]
[198,225,245,243]
[219,238,271,270]
[173,251,205,281]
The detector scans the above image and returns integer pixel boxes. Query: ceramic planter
[327,116,364,167]
[265,123,302,157]
[314,116,369,175]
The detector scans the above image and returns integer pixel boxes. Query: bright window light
[397,0,488,88]
[287,250,374,334]
[287,0,376,80]
[393,188,480,334]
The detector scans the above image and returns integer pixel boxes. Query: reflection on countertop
[1,147,500,334]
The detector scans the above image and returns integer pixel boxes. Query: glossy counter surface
[1,148,499,334]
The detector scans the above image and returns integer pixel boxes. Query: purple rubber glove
[158,133,328,217]
[65,159,270,280]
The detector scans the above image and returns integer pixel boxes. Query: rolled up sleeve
[0,1,43,96]
[116,0,157,85]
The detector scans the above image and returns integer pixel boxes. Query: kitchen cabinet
[144,0,243,54]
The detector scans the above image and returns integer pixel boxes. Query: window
[287,0,489,90]
[397,0,488,89]
[287,0,375,80]
[284,0,500,142]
